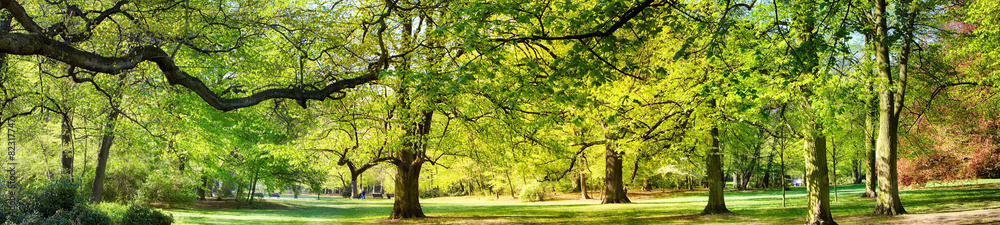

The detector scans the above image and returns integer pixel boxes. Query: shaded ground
[164,180,1000,224]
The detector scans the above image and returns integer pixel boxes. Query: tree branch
[0,33,380,111]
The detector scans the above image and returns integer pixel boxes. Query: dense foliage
[1,0,998,223]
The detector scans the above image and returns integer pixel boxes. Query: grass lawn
[163,180,1000,224]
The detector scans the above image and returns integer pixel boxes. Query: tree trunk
[388,110,432,219]
[198,175,208,200]
[702,125,730,214]
[389,150,425,219]
[580,172,590,200]
[861,33,879,199]
[863,119,877,197]
[351,174,360,199]
[60,113,74,175]
[89,110,120,203]
[602,142,630,204]
[781,144,786,207]
[872,0,907,215]
[832,142,838,202]
[804,123,836,224]
[506,171,516,199]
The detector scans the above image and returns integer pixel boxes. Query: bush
[31,177,81,218]
[70,204,113,225]
[136,171,198,206]
[339,186,351,198]
[42,210,75,225]
[122,205,173,225]
[103,168,149,203]
[419,187,442,198]
[93,202,129,224]
[519,182,548,202]
[444,183,467,196]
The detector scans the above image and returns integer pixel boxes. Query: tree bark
[389,110,432,219]
[872,0,907,215]
[198,175,208,200]
[59,112,74,175]
[351,175,360,199]
[804,123,836,224]
[389,148,425,219]
[861,32,879,199]
[580,172,590,200]
[702,125,730,214]
[89,109,120,203]
[602,141,630,204]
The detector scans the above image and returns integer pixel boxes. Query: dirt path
[882,208,1000,225]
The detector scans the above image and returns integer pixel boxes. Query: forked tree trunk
[872,0,908,215]
[89,110,120,203]
[804,123,836,225]
[389,110,432,219]
[602,142,630,204]
[702,126,730,214]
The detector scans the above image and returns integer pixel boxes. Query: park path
[879,208,1000,225]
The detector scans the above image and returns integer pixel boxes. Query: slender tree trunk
[506,171,516,199]
[60,113,74,176]
[863,117,877,197]
[602,141,630,204]
[832,142,838,202]
[702,125,730,214]
[781,143,786,207]
[804,123,836,224]
[89,110,120,203]
[861,33,879,199]
[580,172,590,200]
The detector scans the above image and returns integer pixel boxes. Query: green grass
[163,180,1000,224]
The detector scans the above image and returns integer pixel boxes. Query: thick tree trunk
[60,113,74,175]
[89,110,120,203]
[389,150,425,219]
[580,172,590,200]
[804,123,836,224]
[872,0,907,215]
[702,126,730,214]
[602,142,630,204]
[388,110,432,219]
[351,174,360,199]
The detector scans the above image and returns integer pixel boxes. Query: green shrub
[31,177,81,218]
[136,171,198,206]
[420,187,442,198]
[122,205,173,225]
[70,204,112,225]
[93,202,129,224]
[444,183,467,196]
[519,182,548,202]
[41,210,74,225]
[339,186,351,198]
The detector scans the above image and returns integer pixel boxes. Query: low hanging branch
[0,33,380,111]
[0,0,383,112]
